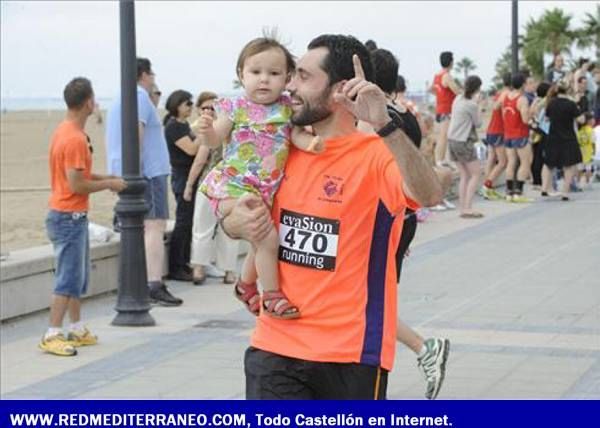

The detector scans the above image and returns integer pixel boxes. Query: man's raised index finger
[352,54,365,80]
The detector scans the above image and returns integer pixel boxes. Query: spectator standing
[447,76,484,218]
[106,58,183,306]
[164,90,202,281]
[185,92,240,285]
[546,54,566,83]
[541,82,583,200]
[40,77,126,356]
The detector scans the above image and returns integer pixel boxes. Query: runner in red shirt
[431,51,461,168]
[482,72,511,200]
[502,72,532,202]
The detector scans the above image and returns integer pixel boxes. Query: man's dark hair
[440,51,453,68]
[137,57,153,79]
[536,81,551,98]
[371,48,398,94]
[502,72,512,87]
[307,34,375,85]
[464,75,482,99]
[511,72,526,90]
[63,77,93,110]
[365,39,378,52]
[578,57,590,67]
[396,75,407,93]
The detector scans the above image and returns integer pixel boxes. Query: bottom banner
[0,400,596,428]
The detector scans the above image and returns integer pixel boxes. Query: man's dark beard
[290,87,332,126]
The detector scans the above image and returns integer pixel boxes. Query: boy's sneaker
[38,333,77,356]
[149,283,183,306]
[67,327,98,347]
[417,337,450,400]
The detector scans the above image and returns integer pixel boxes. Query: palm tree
[492,45,527,89]
[455,57,477,82]
[576,4,600,59]
[521,8,577,79]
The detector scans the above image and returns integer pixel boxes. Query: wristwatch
[376,110,405,138]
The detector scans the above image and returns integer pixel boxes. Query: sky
[0,0,596,103]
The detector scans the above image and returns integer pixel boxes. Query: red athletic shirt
[433,70,456,115]
[486,93,504,135]
[502,93,529,139]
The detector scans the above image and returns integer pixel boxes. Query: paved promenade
[1,187,599,399]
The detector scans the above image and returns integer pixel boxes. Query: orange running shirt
[252,131,417,371]
[433,70,456,115]
[48,120,92,212]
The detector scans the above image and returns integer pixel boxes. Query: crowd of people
[38,32,597,401]
[429,51,599,217]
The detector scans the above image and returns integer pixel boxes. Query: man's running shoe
[417,337,450,400]
[430,204,448,212]
[442,199,456,210]
[67,327,98,347]
[39,333,77,356]
[483,187,503,200]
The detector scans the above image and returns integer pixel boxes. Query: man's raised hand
[333,54,390,130]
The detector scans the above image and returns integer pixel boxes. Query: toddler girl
[197,37,321,319]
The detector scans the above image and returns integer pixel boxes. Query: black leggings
[395,211,417,283]
[531,135,546,186]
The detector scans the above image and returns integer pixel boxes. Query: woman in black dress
[541,82,583,200]
[163,90,201,280]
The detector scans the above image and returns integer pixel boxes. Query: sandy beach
[0,109,174,253]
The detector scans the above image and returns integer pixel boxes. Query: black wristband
[376,109,405,138]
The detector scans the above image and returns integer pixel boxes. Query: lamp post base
[111,310,156,327]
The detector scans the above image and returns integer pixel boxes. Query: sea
[1,91,431,112]
[0,97,117,112]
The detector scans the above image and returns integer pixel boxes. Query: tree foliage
[494,6,597,84]
[455,57,477,82]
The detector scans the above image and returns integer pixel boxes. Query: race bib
[278,209,340,271]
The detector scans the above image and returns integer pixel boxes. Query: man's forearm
[383,128,443,206]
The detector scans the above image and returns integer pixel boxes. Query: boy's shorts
[46,210,90,298]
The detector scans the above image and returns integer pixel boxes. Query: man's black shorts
[245,347,388,399]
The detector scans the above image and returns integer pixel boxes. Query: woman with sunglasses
[163,90,202,282]
[184,92,239,285]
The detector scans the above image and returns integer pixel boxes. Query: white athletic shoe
[442,199,456,210]
[417,338,451,400]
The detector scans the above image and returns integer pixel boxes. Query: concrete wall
[1,174,461,321]
[0,239,122,321]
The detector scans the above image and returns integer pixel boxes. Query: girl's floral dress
[200,95,292,209]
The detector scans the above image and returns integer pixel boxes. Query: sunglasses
[153,91,162,96]
[201,106,215,112]
[185,100,193,107]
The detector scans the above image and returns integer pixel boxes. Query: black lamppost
[511,0,519,74]
[112,0,155,326]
